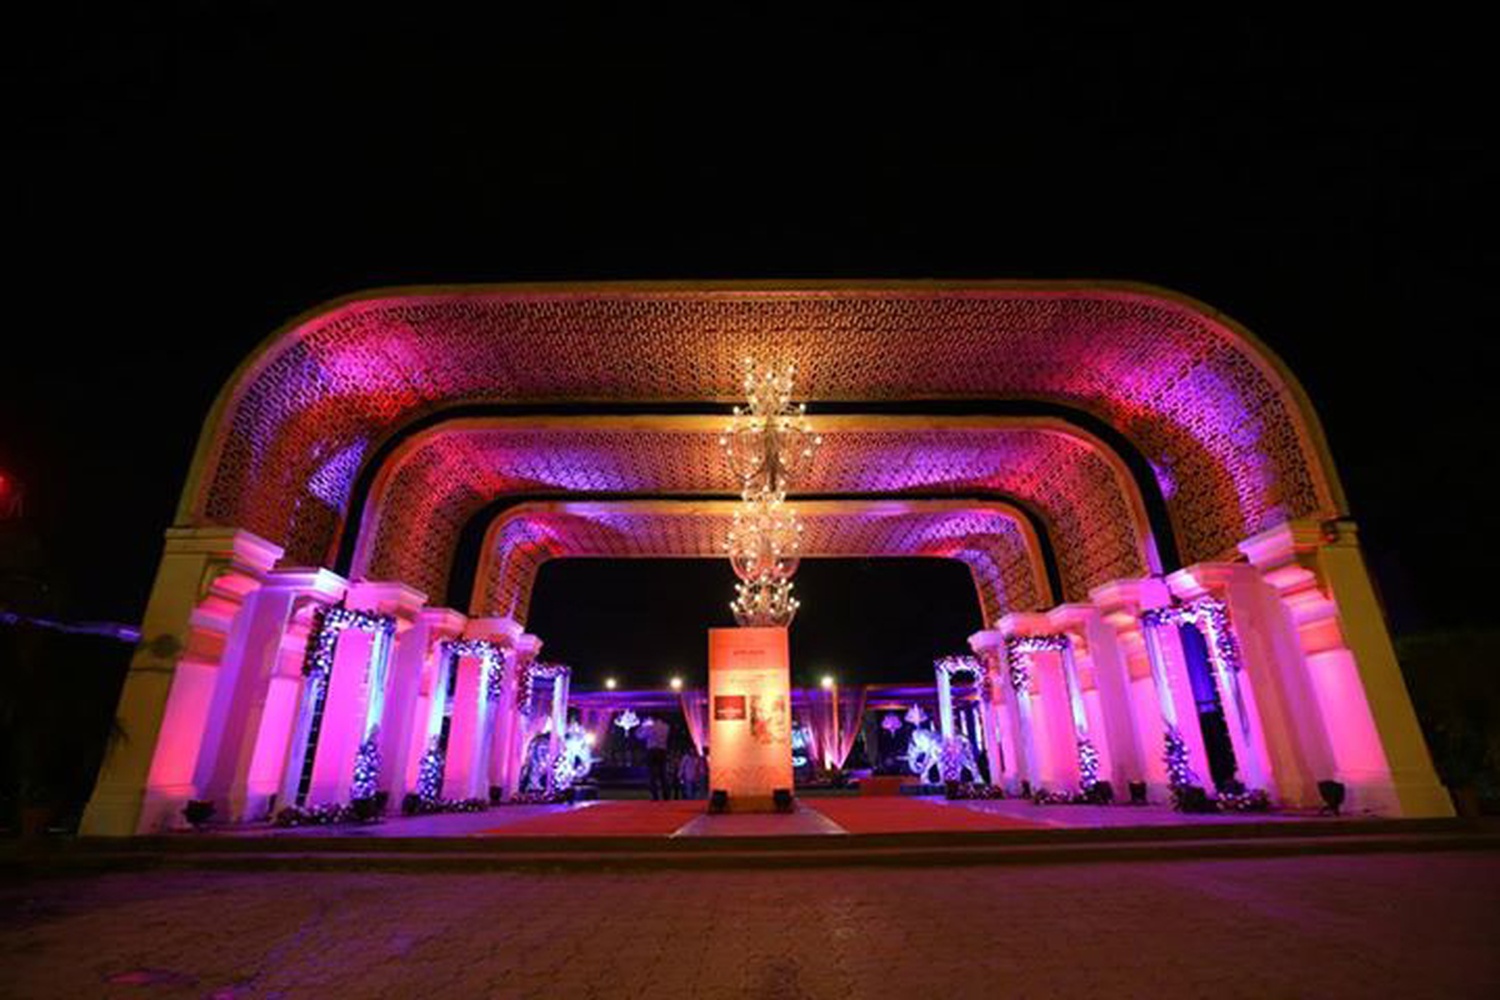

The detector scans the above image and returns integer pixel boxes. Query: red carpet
[481,800,704,837]
[809,797,1047,834]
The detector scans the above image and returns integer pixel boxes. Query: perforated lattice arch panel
[471,501,1048,626]
[354,417,1151,606]
[188,283,1343,580]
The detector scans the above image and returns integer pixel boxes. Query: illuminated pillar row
[79,524,554,833]
[83,512,1455,832]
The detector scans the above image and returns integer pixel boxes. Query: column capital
[1087,576,1172,624]
[163,525,284,571]
[1165,562,1252,601]
[164,526,284,607]
[263,566,347,602]
[1238,518,1351,595]
[347,580,428,625]
[419,607,469,646]
[1046,602,1098,631]
[995,611,1057,638]
[465,616,525,645]
[513,633,543,661]
[967,629,1006,656]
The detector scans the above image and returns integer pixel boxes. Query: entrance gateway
[81,280,1451,834]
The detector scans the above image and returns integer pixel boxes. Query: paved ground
[3,853,1497,998]
[241,798,1348,839]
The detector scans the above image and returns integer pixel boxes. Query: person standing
[642,717,670,801]
[667,750,684,800]
[678,747,706,800]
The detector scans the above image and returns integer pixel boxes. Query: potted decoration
[182,799,216,830]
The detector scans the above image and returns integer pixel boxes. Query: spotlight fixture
[669,676,683,691]
[1317,779,1346,816]
[604,677,616,690]
[820,675,835,689]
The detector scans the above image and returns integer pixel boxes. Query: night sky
[7,8,1494,688]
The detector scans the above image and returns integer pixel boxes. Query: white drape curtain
[680,691,709,754]
[806,685,867,769]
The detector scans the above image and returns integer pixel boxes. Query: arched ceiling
[349,415,1154,607]
[181,281,1346,583]
[472,500,1050,626]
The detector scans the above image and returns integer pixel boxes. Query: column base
[81,782,196,835]
[1341,775,1455,818]
[79,784,147,837]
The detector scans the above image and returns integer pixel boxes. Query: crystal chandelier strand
[722,359,818,628]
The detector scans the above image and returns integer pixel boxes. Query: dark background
[6,8,1495,697]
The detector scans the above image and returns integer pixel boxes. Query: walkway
[239,795,1356,839]
[4,852,1497,998]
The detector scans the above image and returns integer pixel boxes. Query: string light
[1076,736,1101,791]
[520,661,570,717]
[1164,725,1198,790]
[416,737,445,802]
[301,605,396,681]
[351,736,381,801]
[552,727,595,790]
[437,638,505,702]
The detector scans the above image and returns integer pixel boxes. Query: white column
[205,568,346,821]
[1071,601,1146,791]
[467,618,528,797]
[1242,520,1451,817]
[511,635,544,795]
[1166,567,1273,793]
[936,669,955,739]
[970,631,1018,790]
[82,528,283,835]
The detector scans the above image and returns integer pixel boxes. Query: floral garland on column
[1004,634,1067,693]
[1142,597,1272,810]
[437,638,506,701]
[1005,634,1101,790]
[302,605,397,681]
[300,604,398,803]
[1140,598,1242,677]
[935,654,986,703]
[933,655,987,785]
[520,661,570,717]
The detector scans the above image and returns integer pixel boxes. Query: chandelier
[721,359,820,627]
[721,362,820,493]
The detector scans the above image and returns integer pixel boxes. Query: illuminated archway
[80,281,1449,835]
